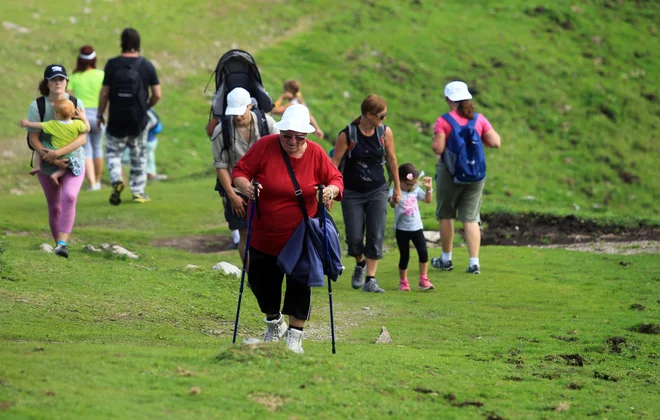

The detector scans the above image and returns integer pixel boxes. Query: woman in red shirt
[232,104,343,354]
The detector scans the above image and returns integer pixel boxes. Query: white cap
[225,87,252,115]
[273,104,316,133]
[444,81,472,102]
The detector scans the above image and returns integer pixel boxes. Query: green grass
[1,0,660,418]
[1,180,660,418]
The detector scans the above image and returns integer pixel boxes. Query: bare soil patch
[151,235,235,254]
[476,213,659,254]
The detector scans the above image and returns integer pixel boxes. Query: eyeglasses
[281,133,307,141]
[372,112,387,120]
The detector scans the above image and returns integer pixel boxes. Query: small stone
[83,245,101,253]
[189,386,201,395]
[362,307,370,310]
[40,244,54,253]
[343,91,350,99]
[212,262,241,277]
[243,337,262,345]
[185,264,200,269]
[110,245,138,259]
[375,326,392,344]
[522,195,536,201]
[423,231,440,243]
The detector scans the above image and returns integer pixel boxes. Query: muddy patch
[151,235,235,254]
[478,213,660,253]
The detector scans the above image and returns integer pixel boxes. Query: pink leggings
[38,168,85,241]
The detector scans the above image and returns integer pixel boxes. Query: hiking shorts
[222,193,248,231]
[435,162,484,223]
[341,184,389,259]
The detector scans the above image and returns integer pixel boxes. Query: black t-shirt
[340,124,387,192]
[103,56,159,137]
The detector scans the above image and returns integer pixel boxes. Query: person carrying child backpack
[430,81,501,274]
[390,163,435,291]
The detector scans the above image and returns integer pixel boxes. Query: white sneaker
[263,315,287,342]
[285,328,304,354]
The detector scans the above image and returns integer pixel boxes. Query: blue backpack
[441,113,486,183]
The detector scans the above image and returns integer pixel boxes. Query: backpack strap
[377,124,386,156]
[36,96,46,122]
[346,124,357,159]
[252,108,269,137]
[441,112,461,132]
[220,115,231,152]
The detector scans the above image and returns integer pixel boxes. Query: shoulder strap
[467,113,479,129]
[131,56,144,71]
[68,95,78,109]
[36,97,46,122]
[279,143,309,219]
[221,115,231,151]
[253,109,269,136]
[377,124,386,155]
[346,124,358,159]
[442,112,461,133]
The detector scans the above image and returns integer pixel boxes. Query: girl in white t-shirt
[389,163,435,291]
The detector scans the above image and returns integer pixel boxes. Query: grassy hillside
[1,1,660,417]
[1,0,659,223]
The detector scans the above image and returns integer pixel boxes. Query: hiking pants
[37,169,85,240]
[248,247,312,321]
[341,185,389,260]
[106,127,148,195]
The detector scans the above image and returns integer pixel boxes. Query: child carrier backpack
[26,95,78,166]
[109,57,147,126]
[441,113,486,183]
[338,123,393,185]
[207,49,273,119]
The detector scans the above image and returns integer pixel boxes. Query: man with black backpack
[211,87,278,258]
[96,27,161,205]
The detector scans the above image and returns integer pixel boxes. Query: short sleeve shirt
[390,186,426,231]
[26,95,85,175]
[68,69,104,108]
[41,119,87,149]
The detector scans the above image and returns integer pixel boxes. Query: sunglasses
[372,112,387,120]
[281,133,308,141]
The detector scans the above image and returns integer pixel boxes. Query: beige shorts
[435,162,484,223]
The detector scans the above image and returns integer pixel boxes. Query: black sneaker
[466,265,481,274]
[109,181,125,206]
[54,244,69,258]
[431,257,453,271]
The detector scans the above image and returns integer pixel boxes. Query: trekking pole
[232,181,259,344]
[318,184,337,354]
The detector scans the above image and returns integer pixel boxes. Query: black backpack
[26,95,78,166]
[206,49,273,119]
[109,57,147,126]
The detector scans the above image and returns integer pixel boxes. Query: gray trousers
[106,127,148,195]
[340,185,389,260]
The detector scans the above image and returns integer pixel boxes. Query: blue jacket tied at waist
[277,217,343,287]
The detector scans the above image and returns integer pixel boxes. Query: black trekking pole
[318,184,337,354]
[232,180,259,344]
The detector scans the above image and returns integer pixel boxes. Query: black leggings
[248,247,312,320]
[395,229,428,270]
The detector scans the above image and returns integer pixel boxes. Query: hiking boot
[418,275,435,290]
[285,328,304,354]
[263,315,287,342]
[351,264,366,289]
[466,265,481,274]
[431,257,454,271]
[54,244,69,259]
[109,181,124,206]
[132,193,152,203]
[398,278,411,291]
[362,279,385,293]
